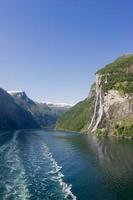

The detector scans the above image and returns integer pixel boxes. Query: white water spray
[0,131,30,200]
[88,74,103,133]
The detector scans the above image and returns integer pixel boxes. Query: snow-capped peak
[7,90,27,99]
[41,101,74,108]
[7,90,25,94]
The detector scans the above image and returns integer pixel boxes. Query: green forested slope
[56,97,95,132]
[98,54,133,94]
[56,54,133,134]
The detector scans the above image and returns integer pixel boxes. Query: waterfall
[88,74,103,133]
[88,82,99,130]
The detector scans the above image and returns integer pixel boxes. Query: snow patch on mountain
[8,90,25,94]
[42,101,74,108]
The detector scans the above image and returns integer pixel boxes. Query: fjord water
[0,130,133,200]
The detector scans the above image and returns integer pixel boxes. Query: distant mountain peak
[7,90,36,109]
[7,90,27,98]
[42,101,74,108]
[8,90,25,94]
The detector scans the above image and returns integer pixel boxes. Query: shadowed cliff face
[9,91,72,129]
[0,89,39,130]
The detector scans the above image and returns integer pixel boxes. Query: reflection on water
[0,130,76,200]
[50,132,133,200]
[88,136,133,194]
[0,130,133,200]
[87,136,131,176]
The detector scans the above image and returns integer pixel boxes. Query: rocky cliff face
[8,91,37,113]
[88,74,103,132]
[88,54,133,137]
[56,54,133,137]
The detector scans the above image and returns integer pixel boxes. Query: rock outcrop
[56,54,133,137]
[88,74,103,132]
[88,54,133,137]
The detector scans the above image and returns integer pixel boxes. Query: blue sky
[0,0,133,104]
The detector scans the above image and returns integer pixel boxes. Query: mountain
[56,83,95,132]
[8,91,72,129]
[44,102,73,116]
[8,91,56,128]
[8,90,38,112]
[0,88,39,130]
[56,97,95,132]
[56,54,133,138]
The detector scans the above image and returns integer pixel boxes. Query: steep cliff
[8,91,56,128]
[88,54,133,137]
[56,85,95,133]
[8,91,72,129]
[56,54,133,137]
[0,89,39,130]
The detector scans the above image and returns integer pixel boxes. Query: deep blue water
[0,130,133,200]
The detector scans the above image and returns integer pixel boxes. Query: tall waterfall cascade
[88,74,104,133]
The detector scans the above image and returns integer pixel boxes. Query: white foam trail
[0,131,30,200]
[42,144,77,200]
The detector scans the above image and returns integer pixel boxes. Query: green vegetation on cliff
[56,97,95,133]
[98,54,133,74]
[56,54,133,137]
[114,118,133,138]
[98,54,133,94]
